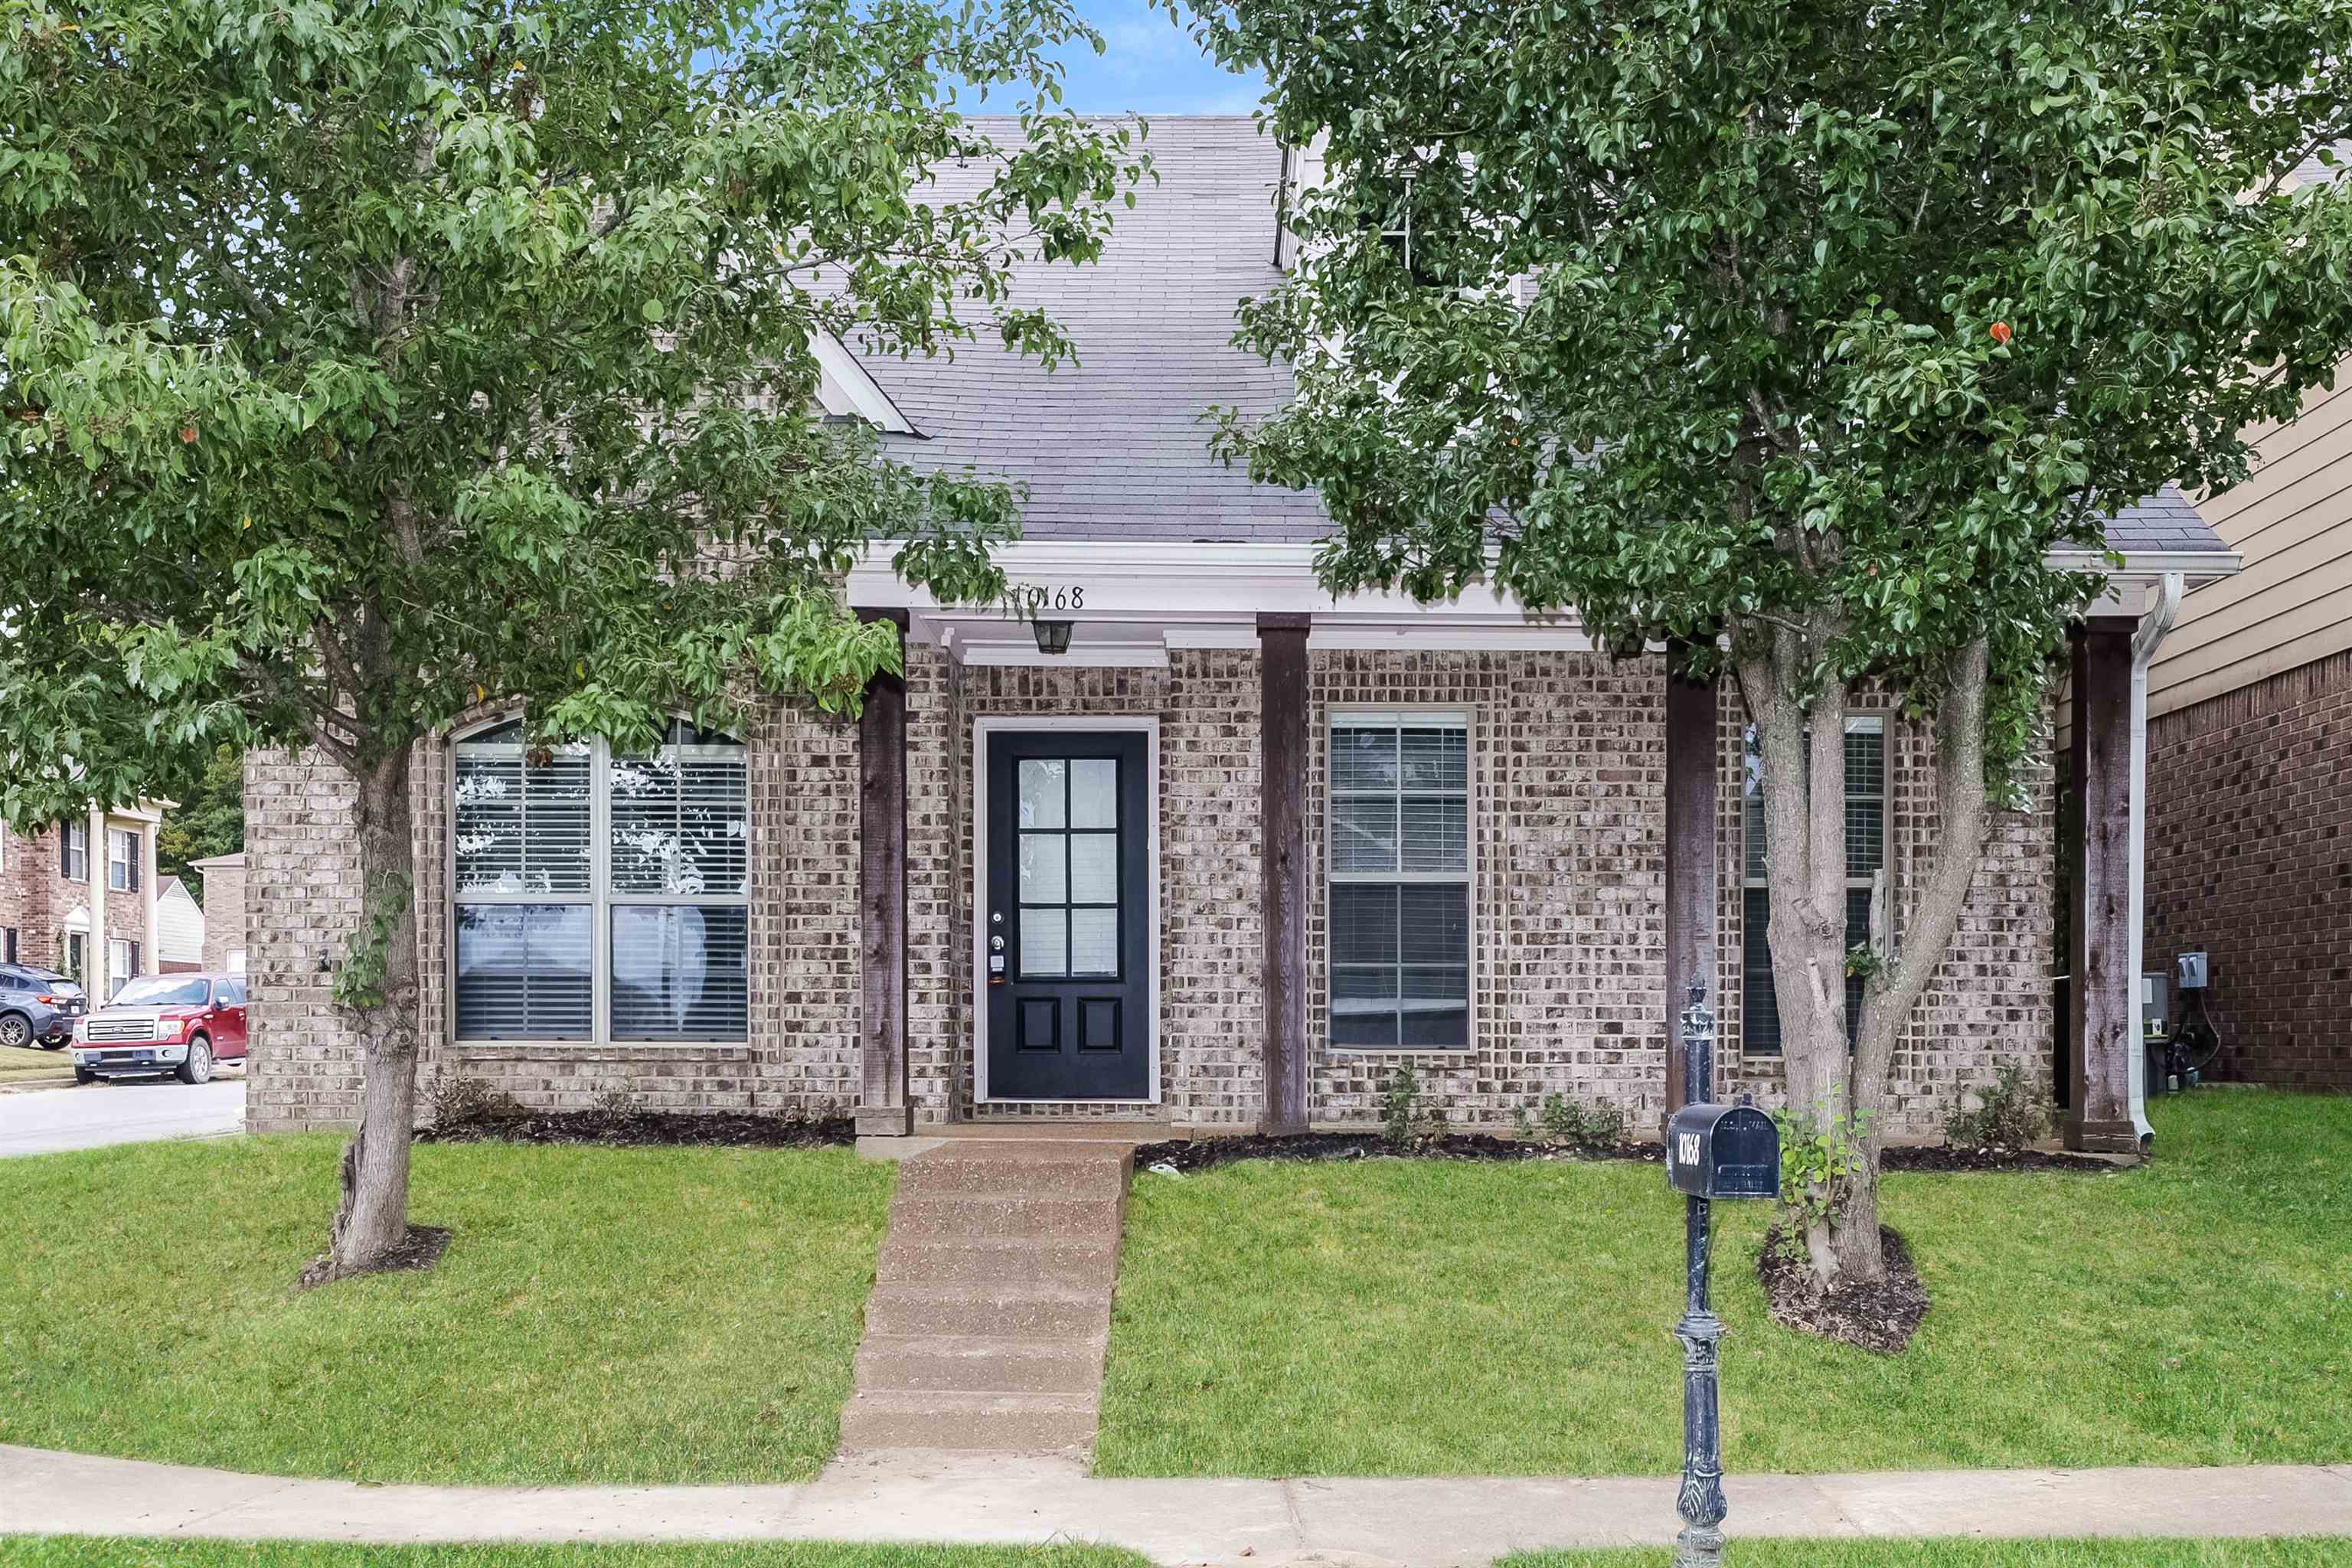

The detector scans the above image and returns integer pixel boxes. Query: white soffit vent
[812,333,918,436]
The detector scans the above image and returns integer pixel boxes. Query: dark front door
[986,730,1152,1100]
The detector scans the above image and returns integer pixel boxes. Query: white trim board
[970,716,1163,1107]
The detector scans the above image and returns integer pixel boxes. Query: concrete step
[889,1193,1125,1241]
[864,1282,1112,1340]
[896,1152,1131,1201]
[855,1333,1106,1395]
[874,1234,1120,1289]
[838,1390,1099,1452]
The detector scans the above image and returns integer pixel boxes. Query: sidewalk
[6,1446,2349,1566]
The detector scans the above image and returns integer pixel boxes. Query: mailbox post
[1663,982,1779,1568]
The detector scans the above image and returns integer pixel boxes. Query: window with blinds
[1740,717,1884,1056]
[452,718,750,1044]
[1329,711,1472,1050]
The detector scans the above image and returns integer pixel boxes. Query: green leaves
[1178,0,2352,777]
[0,0,1145,818]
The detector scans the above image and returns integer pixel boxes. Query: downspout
[2125,571,2184,1146]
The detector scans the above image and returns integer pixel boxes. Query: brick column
[2066,616,2138,1153]
[1663,642,1718,1118]
[1258,613,1311,1134]
[854,609,913,1137]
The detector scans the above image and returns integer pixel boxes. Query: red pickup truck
[71,972,250,1085]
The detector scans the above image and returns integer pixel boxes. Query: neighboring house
[0,801,172,999]
[2140,145,2352,1094]
[243,118,2228,1149]
[188,853,247,974]
[155,877,207,973]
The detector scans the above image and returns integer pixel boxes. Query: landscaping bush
[1944,1063,2053,1151]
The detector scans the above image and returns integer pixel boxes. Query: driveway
[0,1075,246,1158]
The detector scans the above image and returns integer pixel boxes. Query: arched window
[452,718,750,1044]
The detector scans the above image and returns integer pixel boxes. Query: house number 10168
[1008,584,1084,614]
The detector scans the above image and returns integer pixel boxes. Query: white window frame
[1740,714,1886,1058]
[64,822,88,882]
[108,936,134,998]
[108,828,136,892]
[447,715,752,1048]
[1325,704,1477,1054]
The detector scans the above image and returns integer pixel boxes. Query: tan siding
[2151,366,2352,718]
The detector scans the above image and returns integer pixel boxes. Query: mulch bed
[297,1224,453,1290]
[1881,1144,2120,1174]
[1135,1131,1660,1173]
[419,1109,856,1149]
[1756,1223,1929,1354]
[1135,1130,2117,1177]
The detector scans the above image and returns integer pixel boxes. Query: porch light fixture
[1032,619,1073,655]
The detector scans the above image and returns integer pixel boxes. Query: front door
[985,730,1152,1100]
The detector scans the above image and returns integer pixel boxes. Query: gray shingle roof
[863,116,2227,557]
[865,117,1322,542]
[2104,484,2229,555]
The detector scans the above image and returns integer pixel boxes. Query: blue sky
[1041,0,1268,116]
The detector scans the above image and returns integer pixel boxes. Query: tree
[1174,0,2352,1285]
[2,0,1145,1280]
[158,743,246,906]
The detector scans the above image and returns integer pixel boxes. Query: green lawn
[1504,1542,2352,1567]
[0,1135,893,1485]
[0,1042,74,1083]
[1096,1089,2351,1478]
[0,1545,1144,1568]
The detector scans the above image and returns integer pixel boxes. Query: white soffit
[849,541,2243,665]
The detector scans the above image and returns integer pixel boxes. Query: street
[0,1076,246,1158]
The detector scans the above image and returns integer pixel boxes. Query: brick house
[243,118,2231,1148]
[2135,145,2352,1094]
[0,802,169,1000]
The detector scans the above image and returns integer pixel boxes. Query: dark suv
[0,964,90,1050]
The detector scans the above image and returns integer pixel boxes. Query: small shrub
[1540,1091,1627,1148]
[1380,1063,1424,1148]
[1945,1063,2053,1151]
[1511,1103,1536,1141]
[1772,1089,1873,1259]
[592,1087,633,1119]
[426,1075,524,1127]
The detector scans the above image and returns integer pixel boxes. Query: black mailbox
[1666,1104,1780,1200]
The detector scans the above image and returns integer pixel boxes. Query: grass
[0,1042,74,1083]
[1095,1089,2352,1478]
[0,1546,1145,1568]
[1502,1543,2352,1567]
[0,1134,894,1485]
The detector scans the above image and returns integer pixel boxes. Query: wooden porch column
[1259,612,1312,1135]
[854,607,912,1137]
[2066,616,2138,1153]
[1663,641,1719,1117]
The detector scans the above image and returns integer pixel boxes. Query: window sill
[450,1041,756,1060]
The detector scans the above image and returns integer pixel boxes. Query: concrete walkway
[6,1446,2349,1565]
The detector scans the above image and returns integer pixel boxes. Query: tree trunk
[1733,628,1997,1291]
[322,744,423,1279]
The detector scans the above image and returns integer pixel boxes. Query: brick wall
[1711,683,2059,1135]
[198,861,248,971]
[0,831,41,965]
[248,650,2056,1136]
[1305,650,1670,1129]
[2146,648,2352,1091]
[901,652,1263,1126]
[250,697,871,1132]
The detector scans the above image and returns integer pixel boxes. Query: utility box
[2141,972,2171,1044]
[2177,950,2209,991]
[1666,1104,1780,1200]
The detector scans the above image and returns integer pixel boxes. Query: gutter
[2125,571,2185,1145]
